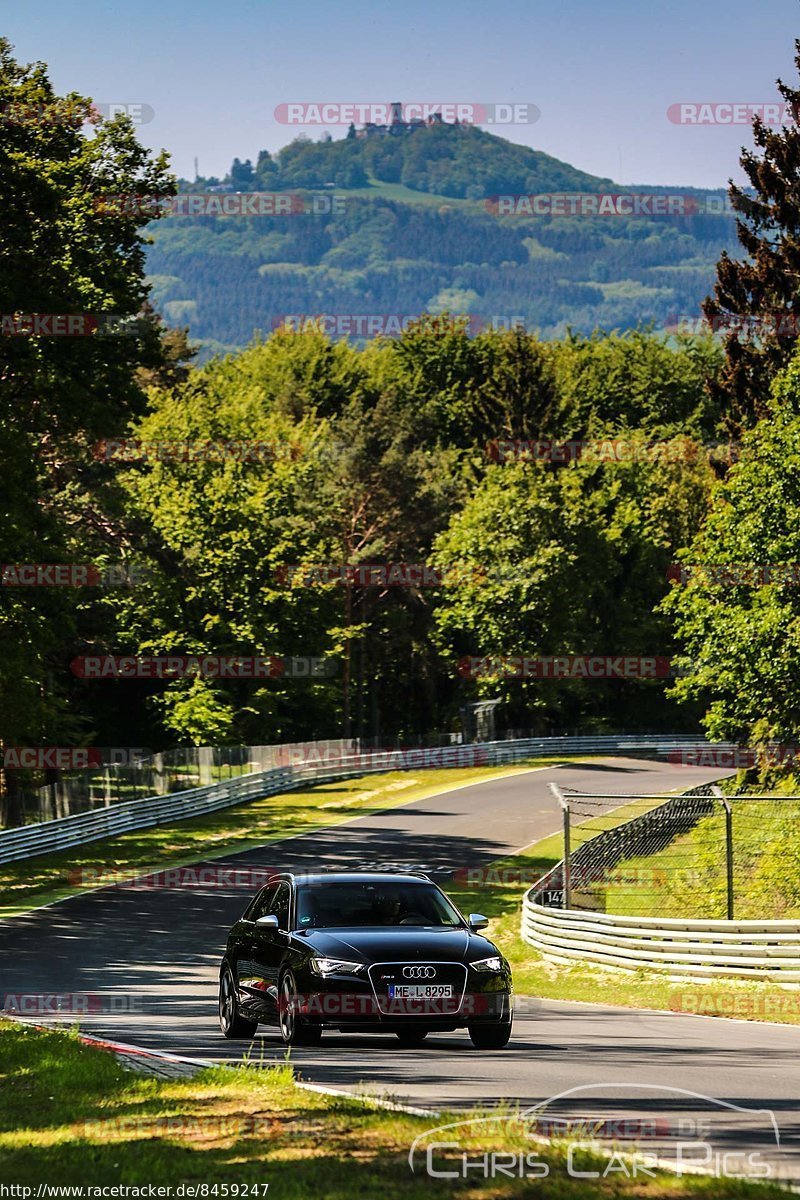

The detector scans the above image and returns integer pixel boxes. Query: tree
[433,443,714,733]
[112,331,367,745]
[229,157,254,187]
[0,39,174,820]
[704,39,800,428]
[665,347,800,762]
[135,304,198,391]
[117,326,464,744]
[255,149,279,189]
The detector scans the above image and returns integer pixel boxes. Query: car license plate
[388,984,453,999]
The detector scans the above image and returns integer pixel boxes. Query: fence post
[712,786,734,919]
[549,782,570,909]
[723,799,734,920]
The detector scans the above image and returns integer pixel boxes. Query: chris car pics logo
[408,1085,778,1182]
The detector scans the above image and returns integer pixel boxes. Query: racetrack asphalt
[3,757,799,1184]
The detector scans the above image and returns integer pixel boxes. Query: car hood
[295,926,498,963]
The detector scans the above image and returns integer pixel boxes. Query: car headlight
[470,956,504,972]
[309,957,365,976]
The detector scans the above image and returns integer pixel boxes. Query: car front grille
[367,961,468,1016]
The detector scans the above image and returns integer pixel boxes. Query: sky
[3,0,798,188]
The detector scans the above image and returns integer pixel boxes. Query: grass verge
[0,1018,786,1196]
[0,762,562,919]
[600,800,800,921]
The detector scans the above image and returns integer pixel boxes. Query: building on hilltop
[356,102,449,138]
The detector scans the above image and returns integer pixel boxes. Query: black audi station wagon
[219,871,513,1048]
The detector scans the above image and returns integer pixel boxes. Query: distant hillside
[146,124,737,357]
[244,123,616,198]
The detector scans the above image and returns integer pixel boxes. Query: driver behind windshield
[373,892,403,923]
[294,882,462,928]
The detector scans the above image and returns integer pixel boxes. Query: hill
[145,123,738,357]
[249,122,616,198]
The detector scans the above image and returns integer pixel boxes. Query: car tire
[468,1020,512,1050]
[395,1029,429,1047]
[219,964,258,1039]
[279,973,323,1047]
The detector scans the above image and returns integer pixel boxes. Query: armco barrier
[0,733,725,865]
[521,898,800,981]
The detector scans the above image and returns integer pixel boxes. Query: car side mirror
[255,914,280,930]
[469,913,489,931]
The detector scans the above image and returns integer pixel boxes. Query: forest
[4,35,800,814]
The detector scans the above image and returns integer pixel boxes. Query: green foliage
[432,440,715,732]
[0,39,742,771]
[665,348,800,757]
[151,126,738,359]
[704,39,800,427]
[0,38,174,815]
[109,323,721,745]
[254,123,613,200]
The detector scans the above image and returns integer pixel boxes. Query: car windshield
[294,882,464,929]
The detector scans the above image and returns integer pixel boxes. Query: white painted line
[296,1080,439,1117]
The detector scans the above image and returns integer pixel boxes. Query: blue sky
[4,0,798,187]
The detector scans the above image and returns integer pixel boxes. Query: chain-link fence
[3,729,727,829]
[7,740,359,826]
[536,784,800,920]
[5,732,484,826]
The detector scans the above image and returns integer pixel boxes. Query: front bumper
[292,963,513,1028]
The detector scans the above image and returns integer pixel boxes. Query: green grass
[0,1019,786,1196]
[0,762,563,919]
[598,799,800,920]
[321,174,482,210]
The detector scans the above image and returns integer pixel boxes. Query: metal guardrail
[0,732,723,864]
[521,780,800,980]
[521,898,800,981]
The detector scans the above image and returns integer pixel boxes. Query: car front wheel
[219,964,258,1039]
[468,1020,512,1050]
[279,973,322,1046]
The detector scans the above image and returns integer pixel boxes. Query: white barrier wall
[521,884,800,981]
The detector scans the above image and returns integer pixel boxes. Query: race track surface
[3,757,798,1184]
